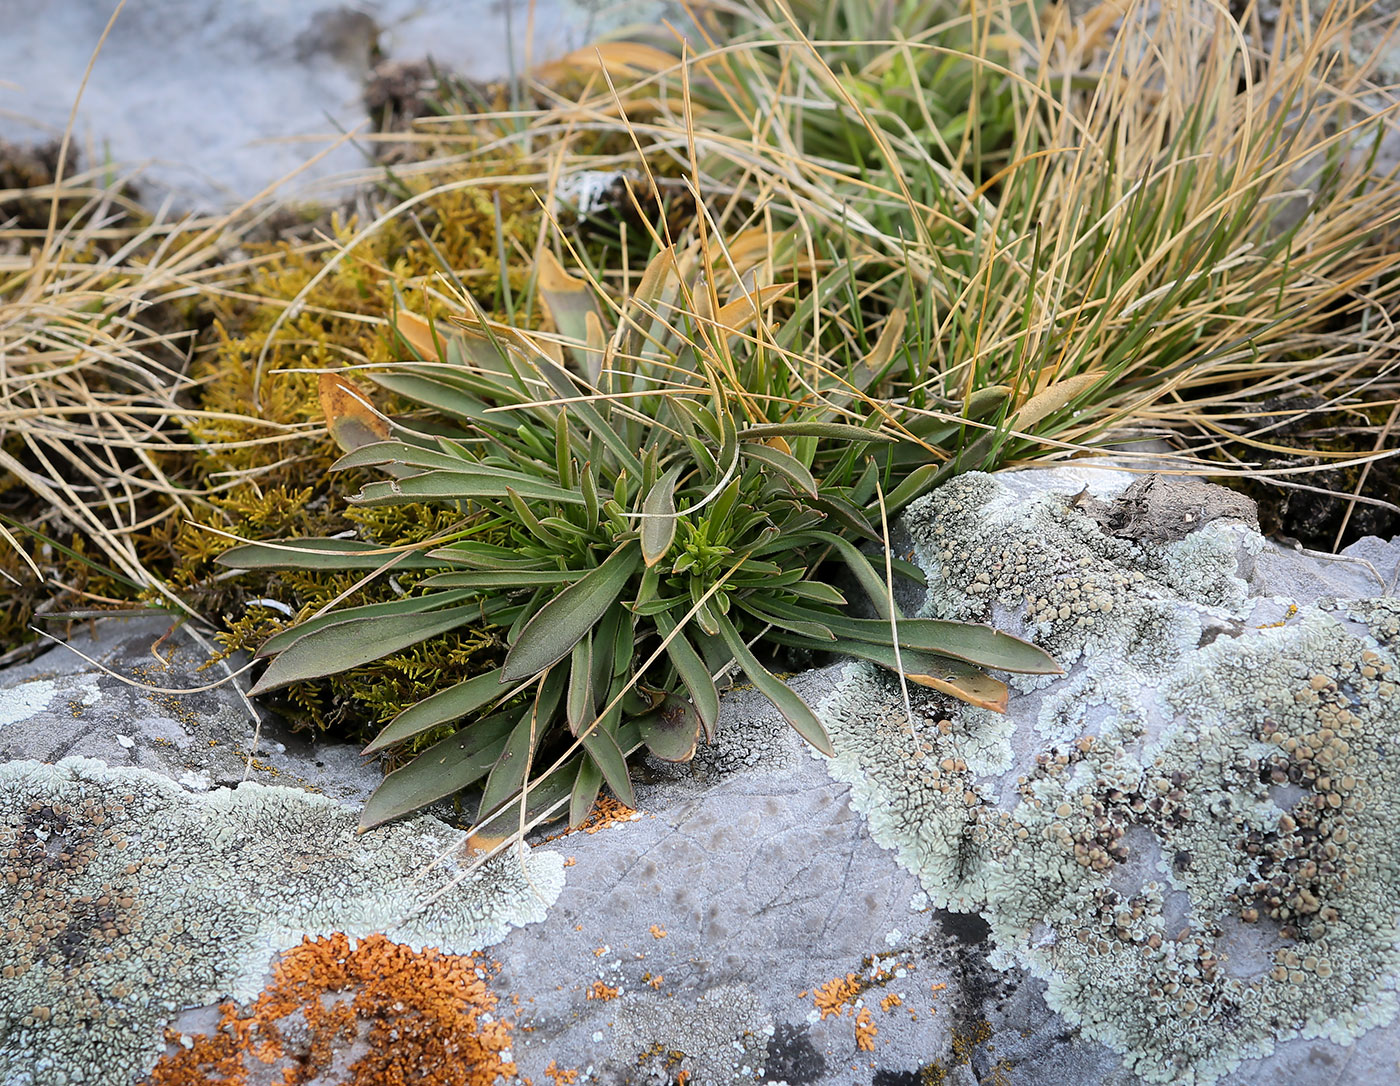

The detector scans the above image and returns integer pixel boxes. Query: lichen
[0,757,563,1085]
[817,471,1400,1083]
[141,933,518,1086]
[612,984,773,1084]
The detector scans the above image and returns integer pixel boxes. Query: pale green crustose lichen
[0,757,563,1085]
[818,471,1400,1084]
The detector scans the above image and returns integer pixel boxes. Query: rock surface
[0,0,671,208]
[1,468,1397,1085]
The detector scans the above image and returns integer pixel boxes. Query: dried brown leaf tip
[141,933,518,1086]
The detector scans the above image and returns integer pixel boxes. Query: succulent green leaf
[217,537,441,572]
[478,711,543,819]
[809,530,900,621]
[351,470,584,507]
[637,694,702,762]
[656,614,720,738]
[569,753,604,828]
[554,410,575,488]
[362,667,510,754]
[580,717,637,808]
[368,372,503,427]
[357,710,517,830]
[329,441,479,474]
[824,614,1060,674]
[566,636,595,736]
[784,580,848,606]
[426,540,553,569]
[736,599,836,641]
[641,465,683,567]
[739,421,896,443]
[502,545,643,682]
[254,589,479,659]
[418,569,586,589]
[741,441,817,495]
[715,612,834,756]
[249,603,483,695]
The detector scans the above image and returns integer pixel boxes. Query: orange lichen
[586,981,620,1001]
[812,974,863,1020]
[543,1061,578,1085]
[544,797,642,841]
[880,992,903,1013]
[649,925,667,938]
[855,1007,878,1052]
[141,933,517,1085]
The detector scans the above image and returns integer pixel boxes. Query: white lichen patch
[0,678,56,729]
[819,472,1400,1084]
[0,757,564,1085]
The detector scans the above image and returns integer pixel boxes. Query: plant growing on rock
[220,234,1059,831]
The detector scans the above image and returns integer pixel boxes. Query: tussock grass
[484,0,1400,509]
[0,165,317,625]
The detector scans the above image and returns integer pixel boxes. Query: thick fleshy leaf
[637,694,701,762]
[736,599,836,641]
[349,470,584,507]
[217,537,441,573]
[249,603,482,695]
[715,612,833,757]
[478,712,543,819]
[823,613,1060,675]
[566,636,594,736]
[419,569,585,589]
[791,636,1009,714]
[784,580,848,606]
[657,615,719,739]
[426,540,553,569]
[357,711,517,830]
[502,545,642,682]
[580,719,637,808]
[808,531,899,621]
[569,753,604,828]
[368,372,504,427]
[319,372,390,454]
[330,440,482,474]
[741,441,816,495]
[739,421,896,443]
[362,667,510,754]
[254,589,478,659]
[641,465,682,567]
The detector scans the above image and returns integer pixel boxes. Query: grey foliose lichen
[0,757,563,1086]
[818,471,1400,1084]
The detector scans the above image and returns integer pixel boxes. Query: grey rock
[1,468,1396,1086]
[0,614,381,804]
[0,0,674,208]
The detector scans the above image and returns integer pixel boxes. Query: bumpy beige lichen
[818,471,1400,1084]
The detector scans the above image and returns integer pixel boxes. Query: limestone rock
[0,0,673,208]
[2,469,1397,1085]
[0,614,380,803]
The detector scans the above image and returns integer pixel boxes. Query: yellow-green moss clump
[4,151,554,742]
[166,170,546,741]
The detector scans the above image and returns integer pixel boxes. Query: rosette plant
[220,232,1059,833]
